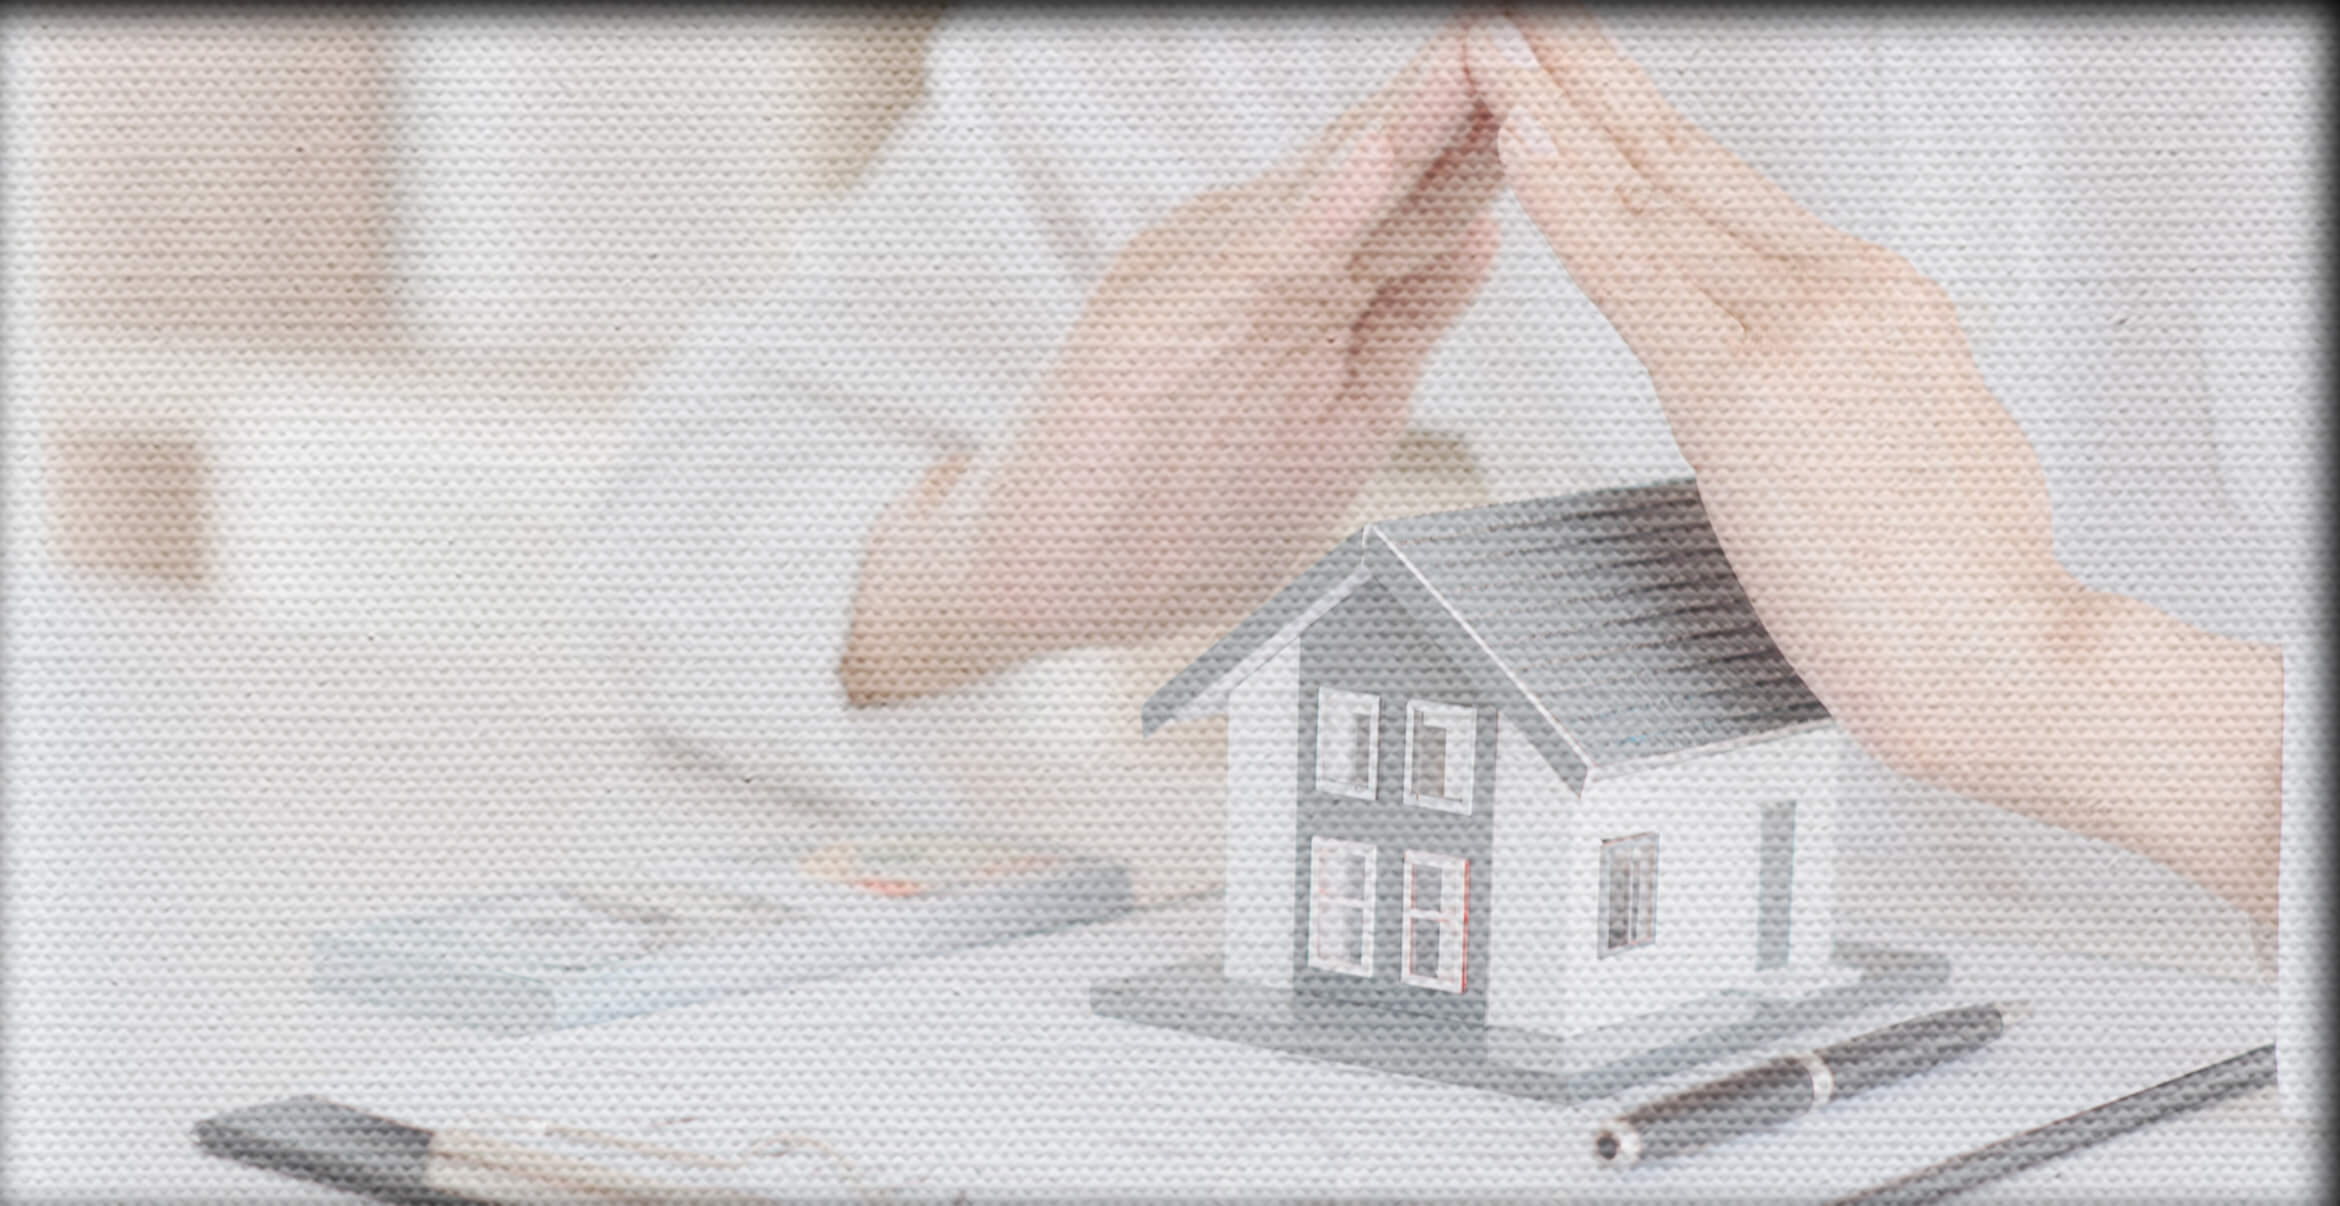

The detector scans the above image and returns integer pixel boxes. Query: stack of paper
[313,830,1130,1033]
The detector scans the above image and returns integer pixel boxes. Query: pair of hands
[846,10,2279,922]
[850,10,2053,736]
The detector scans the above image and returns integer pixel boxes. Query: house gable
[1146,477,1831,797]
[1368,480,1827,777]
[1538,726,1843,1036]
[1365,535,1592,790]
[1141,533,1370,737]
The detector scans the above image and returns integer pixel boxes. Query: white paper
[314,898,2288,1202]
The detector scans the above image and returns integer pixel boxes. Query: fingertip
[1295,124,1398,251]
[1461,19,1501,101]
[1462,18,1534,118]
[1386,30,1478,169]
[1466,15,1541,80]
[1504,5,1609,58]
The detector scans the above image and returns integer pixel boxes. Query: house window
[1404,700,1476,814]
[1314,688,1379,800]
[1308,838,1377,976]
[1401,851,1469,993]
[1600,833,1658,955]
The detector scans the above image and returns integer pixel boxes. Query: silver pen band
[1798,1050,1836,1107]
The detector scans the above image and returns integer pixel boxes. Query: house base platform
[1090,940,1948,1106]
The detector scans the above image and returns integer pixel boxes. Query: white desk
[2,503,2312,1201]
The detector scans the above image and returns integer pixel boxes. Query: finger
[1258,115,1492,380]
[1469,21,1790,323]
[1494,111,1743,373]
[1375,21,1481,181]
[1349,109,1504,284]
[1288,124,1404,266]
[1503,8,1859,261]
[1296,19,1479,184]
[1280,22,1483,260]
[1333,212,1503,424]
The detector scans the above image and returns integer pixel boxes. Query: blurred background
[2,17,950,1190]
[6,8,940,605]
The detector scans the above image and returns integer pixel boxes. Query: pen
[1594,999,2029,1169]
[1835,1043,2274,1205]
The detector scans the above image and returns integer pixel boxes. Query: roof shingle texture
[1369,477,1825,769]
[1145,476,1829,784]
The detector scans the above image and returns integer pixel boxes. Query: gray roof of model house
[1142,476,1829,791]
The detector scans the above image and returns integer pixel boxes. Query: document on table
[306,897,2287,1201]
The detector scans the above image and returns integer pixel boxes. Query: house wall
[1484,715,1577,1033]
[1531,725,1841,1037]
[1222,641,1301,988]
[1292,580,1495,1025]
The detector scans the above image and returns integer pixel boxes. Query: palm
[976,55,1500,649]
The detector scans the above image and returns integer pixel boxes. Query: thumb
[1331,212,1502,424]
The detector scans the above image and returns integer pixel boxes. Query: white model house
[1143,478,1847,1040]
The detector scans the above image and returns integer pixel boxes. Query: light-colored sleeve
[2194,173,2324,1121]
[585,18,1094,816]
[2208,363,2335,1126]
[592,349,944,814]
[587,12,1464,821]
[2226,244,2328,1129]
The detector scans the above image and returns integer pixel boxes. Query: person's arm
[604,19,1505,813]
[1967,589,2281,926]
[842,24,1503,705]
[1465,11,2282,925]
[587,18,1094,804]
[592,347,955,809]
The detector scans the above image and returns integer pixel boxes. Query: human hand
[847,26,1502,702]
[1465,11,2069,758]
[1465,10,2280,922]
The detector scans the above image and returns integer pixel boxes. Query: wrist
[1892,566,2281,925]
[1842,563,2090,789]
[840,452,1025,706]
[2057,586,2283,926]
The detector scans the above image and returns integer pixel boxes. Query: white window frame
[1600,833,1659,956]
[1400,850,1469,993]
[1403,699,1477,814]
[1307,837,1377,977]
[1314,687,1380,801]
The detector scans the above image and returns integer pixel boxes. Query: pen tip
[1996,1000,2033,1027]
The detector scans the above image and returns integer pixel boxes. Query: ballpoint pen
[1595,1000,2029,1169]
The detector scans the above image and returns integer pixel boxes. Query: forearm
[1884,573,2284,926]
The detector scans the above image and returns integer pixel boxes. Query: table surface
[3,522,2314,1202]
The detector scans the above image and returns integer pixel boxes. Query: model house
[1141,477,1851,1041]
